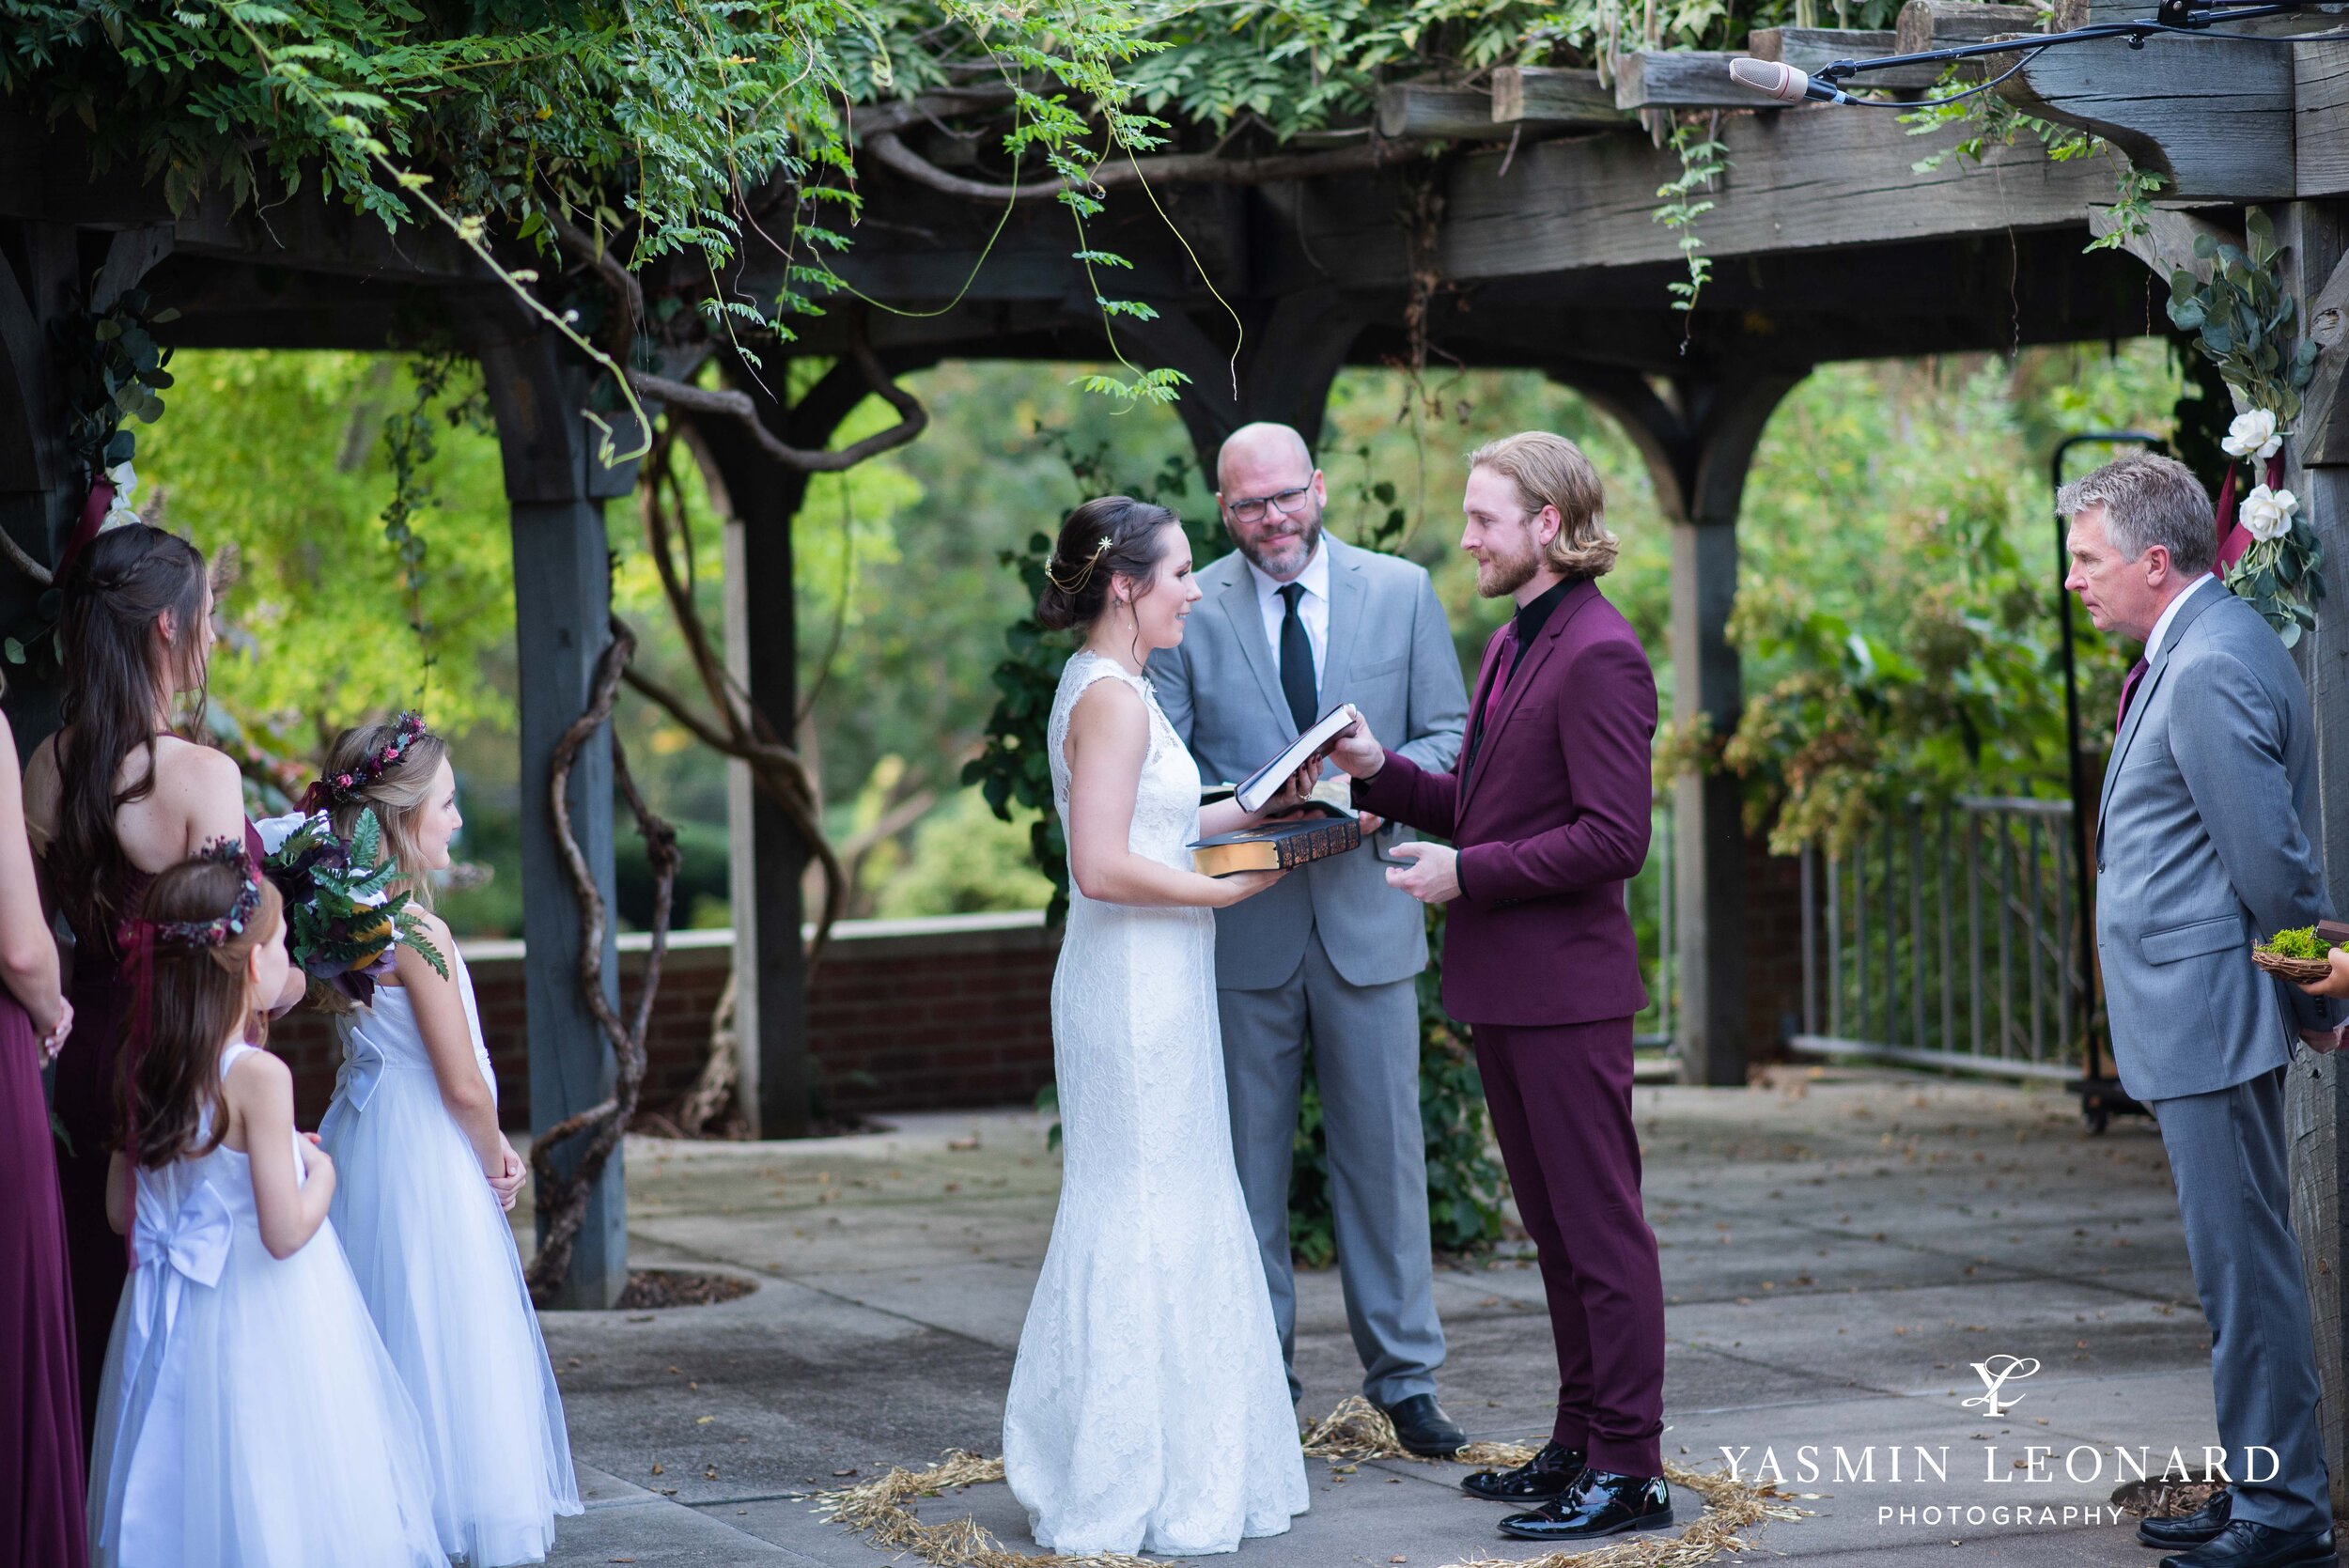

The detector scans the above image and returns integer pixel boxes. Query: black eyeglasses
[1224,486,1313,524]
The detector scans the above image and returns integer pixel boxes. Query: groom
[1148,421,1470,1456]
[1331,431,1671,1543]
[2063,454,2338,1568]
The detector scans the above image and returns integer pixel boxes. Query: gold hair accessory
[1045,535,1112,594]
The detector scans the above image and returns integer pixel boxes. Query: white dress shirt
[2143,571,2216,666]
[1247,540,1330,687]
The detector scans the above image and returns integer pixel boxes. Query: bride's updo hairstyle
[1034,496,1181,631]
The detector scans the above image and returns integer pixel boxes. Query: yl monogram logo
[1961,1355,2041,1419]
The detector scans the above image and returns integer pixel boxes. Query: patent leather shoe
[2140,1492,2232,1550]
[1460,1440,1584,1502]
[2159,1520,2338,1568]
[1377,1394,1467,1459]
[1498,1468,1674,1542]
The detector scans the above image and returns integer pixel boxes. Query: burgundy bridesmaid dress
[1,982,88,1567]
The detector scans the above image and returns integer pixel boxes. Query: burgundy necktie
[2115,656,2150,735]
[1483,622,1519,729]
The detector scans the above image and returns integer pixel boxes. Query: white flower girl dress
[320,946,582,1565]
[86,1041,445,1568]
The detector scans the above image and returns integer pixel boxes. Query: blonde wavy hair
[1468,431,1620,579]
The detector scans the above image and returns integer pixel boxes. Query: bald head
[1216,422,1314,493]
[1216,421,1327,582]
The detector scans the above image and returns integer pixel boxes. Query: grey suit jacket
[2094,582,2339,1102]
[1149,534,1469,990]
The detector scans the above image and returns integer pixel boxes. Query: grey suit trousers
[2154,1065,2329,1532]
[1218,926,1444,1406]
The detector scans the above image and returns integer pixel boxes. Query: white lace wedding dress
[1002,651,1309,1557]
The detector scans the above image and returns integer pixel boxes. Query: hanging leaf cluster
[64,287,179,482]
[2166,208,2325,645]
[2167,211,2320,422]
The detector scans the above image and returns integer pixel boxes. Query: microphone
[1727,56,1854,104]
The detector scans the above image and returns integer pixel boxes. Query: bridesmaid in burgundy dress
[0,698,84,1566]
[23,523,295,1440]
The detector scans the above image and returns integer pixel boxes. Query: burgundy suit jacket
[1355,579,1657,1027]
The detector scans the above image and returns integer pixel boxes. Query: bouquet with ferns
[259,807,446,1007]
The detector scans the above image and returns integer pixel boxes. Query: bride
[1003,495,1315,1557]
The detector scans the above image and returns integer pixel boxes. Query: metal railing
[1791,796,2092,1080]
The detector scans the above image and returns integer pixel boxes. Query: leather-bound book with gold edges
[1189,805,1362,877]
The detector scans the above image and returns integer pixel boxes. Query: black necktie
[1277,582,1316,734]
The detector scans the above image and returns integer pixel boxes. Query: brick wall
[273,911,1062,1128]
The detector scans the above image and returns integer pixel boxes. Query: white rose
[103,459,137,501]
[2221,408,2284,462]
[2241,484,2299,542]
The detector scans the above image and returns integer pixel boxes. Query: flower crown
[120,839,263,952]
[298,711,430,814]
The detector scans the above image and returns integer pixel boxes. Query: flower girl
[86,847,443,1568]
[313,715,580,1565]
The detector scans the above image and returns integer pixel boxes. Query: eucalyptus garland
[2166,207,2324,645]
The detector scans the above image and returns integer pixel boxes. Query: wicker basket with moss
[2253,925,2336,984]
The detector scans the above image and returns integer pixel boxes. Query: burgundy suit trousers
[1473,1017,1664,1476]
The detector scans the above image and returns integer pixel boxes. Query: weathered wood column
[471,316,636,1307]
[1561,366,1806,1086]
[690,349,932,1138]
[2279,197,2349,1514]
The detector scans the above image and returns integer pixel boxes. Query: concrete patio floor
[514,1063,2258,1566]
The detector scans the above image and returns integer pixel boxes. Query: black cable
[1829,50,2045,108]
[1816,11,2349,111]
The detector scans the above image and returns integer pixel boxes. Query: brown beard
[1477,539,1541,598]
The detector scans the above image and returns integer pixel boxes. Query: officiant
[1147,421,1470,1456]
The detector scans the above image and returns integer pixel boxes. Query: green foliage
[69,287,179,477]
[871,788,1056,918]
[1720,349,2178,853]
[2167,207,2326,645]
[2168,210,2321,424]
[138,349,518,744]
[1902,69,2162,255]
[1656,118,1726,315]
[2263,925,2326,960]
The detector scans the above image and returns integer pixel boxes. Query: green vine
[375,350,490,696]
[2165,207,2324,644]
[1654,116,1727,317]
[1901,69,2165,254]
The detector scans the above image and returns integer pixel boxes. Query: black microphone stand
[1788,0,2343,102]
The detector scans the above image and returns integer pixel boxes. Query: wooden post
[1562,367,1807,1085]
[689,350,929,1138]
[2279,197,2349,1514]
[471,318,638,1307]
[0,223,165,752]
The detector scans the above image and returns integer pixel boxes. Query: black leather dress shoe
[2159,1520,2338,1568]
[1461,1440,1585,1502]
[1499,1468,1674,1542]
[2140,1491,2232,1550]
[1377,1394,1467,1458]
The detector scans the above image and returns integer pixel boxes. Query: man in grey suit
[1150,421,1470,1455]
[2065,454,2340,1568]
